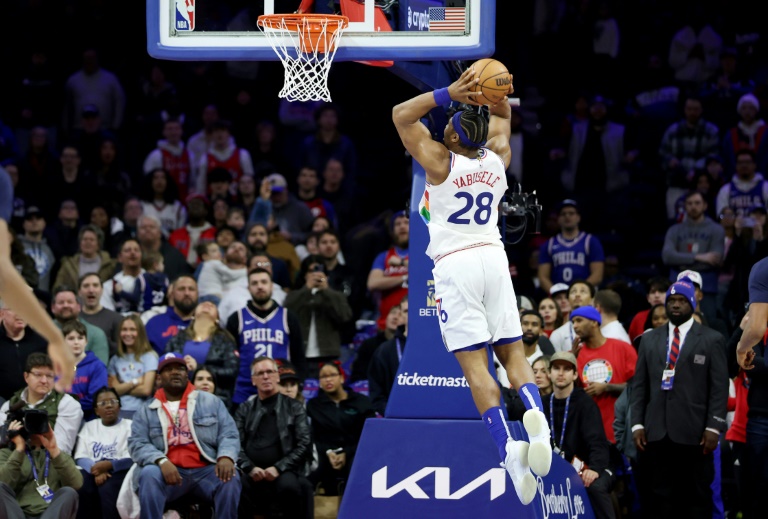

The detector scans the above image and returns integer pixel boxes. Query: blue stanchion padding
[340,418,595,518]
[385,164,501,419]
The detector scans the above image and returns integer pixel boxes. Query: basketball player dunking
[393,67,551,505]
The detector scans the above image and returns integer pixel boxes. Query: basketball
[470,58,511,105]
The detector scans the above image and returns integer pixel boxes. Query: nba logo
[175,0,195,31]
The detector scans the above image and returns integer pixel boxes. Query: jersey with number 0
[418,148,507,261]
[233,305,290,403]
[538,232,605,284]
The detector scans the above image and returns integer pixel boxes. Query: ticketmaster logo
[396,372,470,388]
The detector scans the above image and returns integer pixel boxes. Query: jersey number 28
[447,192,493,225]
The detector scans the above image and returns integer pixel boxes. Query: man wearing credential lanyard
[0,408,83,518]
[630,279,728,518]
[542,351,616,519]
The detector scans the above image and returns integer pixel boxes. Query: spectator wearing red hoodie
[628,276,670,343]
[169,194,216,268]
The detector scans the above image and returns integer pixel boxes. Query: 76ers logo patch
[175,0,195,31]
[435,297,448,323]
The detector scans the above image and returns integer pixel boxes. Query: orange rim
[258,14,349,54]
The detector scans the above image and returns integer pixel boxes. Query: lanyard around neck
[549,393,571,451]
[26,449,50,485]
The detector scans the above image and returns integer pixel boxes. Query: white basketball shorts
[432,244,523,352]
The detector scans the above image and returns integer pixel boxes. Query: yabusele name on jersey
[451,171,501,189]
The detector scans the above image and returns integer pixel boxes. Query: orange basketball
[470,58,511,105]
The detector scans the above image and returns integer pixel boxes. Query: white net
[257,14,349,102]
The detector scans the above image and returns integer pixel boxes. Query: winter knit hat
[737,93,760,113]
[666,280,697,310]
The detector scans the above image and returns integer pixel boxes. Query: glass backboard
[148,0,494,62]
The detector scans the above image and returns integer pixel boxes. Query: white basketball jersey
[418,148,508,261]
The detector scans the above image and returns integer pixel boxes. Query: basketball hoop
[257,13,349,102]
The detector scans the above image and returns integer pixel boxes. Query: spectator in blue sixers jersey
[538,199,605,294]
[715,148,768,218]
[143,274,199,355]
[226,267,305,407]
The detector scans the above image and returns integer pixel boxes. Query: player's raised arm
[485,75,514,169]
[392,67,481,182]
[0,220,75,389]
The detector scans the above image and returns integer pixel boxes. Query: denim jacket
[128,389,240,469]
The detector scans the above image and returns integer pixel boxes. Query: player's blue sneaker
[523,408,552,477]
[501,439,537,505]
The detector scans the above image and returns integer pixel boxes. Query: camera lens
[23,410,50,435]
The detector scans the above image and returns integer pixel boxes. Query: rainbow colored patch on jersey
[582,358,614,384]
[419,189,430,224]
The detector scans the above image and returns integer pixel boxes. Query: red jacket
[169,224,217,264]
[628,309,650,343]
[726,372,748,443]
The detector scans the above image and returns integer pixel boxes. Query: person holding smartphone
[284,255,353,375]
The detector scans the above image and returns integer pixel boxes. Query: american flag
[428,7,466,32]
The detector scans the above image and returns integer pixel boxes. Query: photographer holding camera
[285,255,353,377]
[0,353,84,457]
[0,406,83,518]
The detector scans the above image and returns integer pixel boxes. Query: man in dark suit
[630,279,728,518]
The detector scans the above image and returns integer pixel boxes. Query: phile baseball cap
[569,305,602,325]
[158,352,186,372]
[550,351,578,370]
[550,283,570,296]
[266,173,288,192]
[677,270,702,290]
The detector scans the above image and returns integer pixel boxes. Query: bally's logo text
[420,280,437,317]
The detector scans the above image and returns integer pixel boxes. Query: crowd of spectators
[1,0,768,518]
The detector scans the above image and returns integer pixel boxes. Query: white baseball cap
[550,283,570,296]
[265,172,288,192]
[677,270,702,289]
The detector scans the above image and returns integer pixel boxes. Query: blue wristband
[433,88,452,106]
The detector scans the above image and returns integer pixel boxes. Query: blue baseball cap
[570,305,602,325]
[666,280,696,310]
[557,199,579,213]
[390,210,408,231]
[158,352,186,372]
